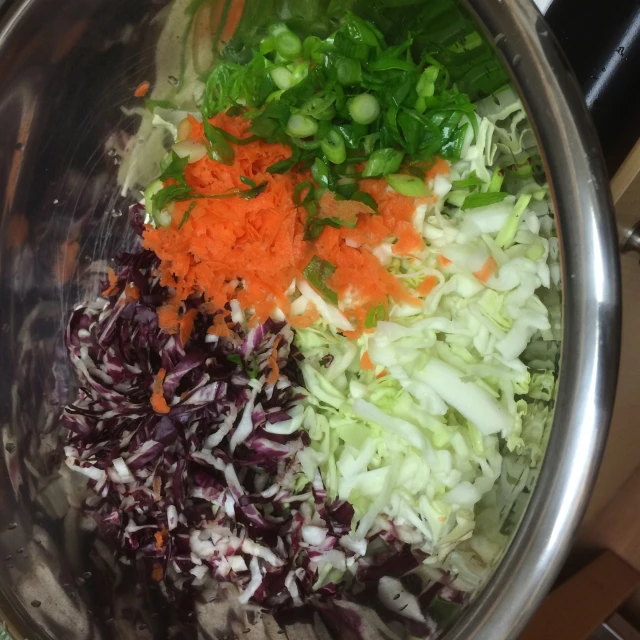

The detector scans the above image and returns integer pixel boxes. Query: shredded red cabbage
[62,248,359,607]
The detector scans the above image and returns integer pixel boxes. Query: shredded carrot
[154,531,165,550]
[425,157,451,181]
[417,275,438,297]
[102,268,119,296]
[179,308,198,346]
[473,256,498,283]
[143,114,450,336]
[151,368,170,414]
[54,240,80,284]
[360,351,375,371]
[151,563,163,582]
[207,313,233,337]
[124,283,140,303]
[134,81,150,98]
[437,255,452,267]
[289,305,320,329]
[219,0,245,46]
[266,336,282,385]
[157,304,180,334]
[376,369,388,379]
[7,214,28,249]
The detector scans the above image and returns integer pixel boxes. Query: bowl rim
[444,1,622,638]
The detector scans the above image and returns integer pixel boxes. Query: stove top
[539,0,640,175]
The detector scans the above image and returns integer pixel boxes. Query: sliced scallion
[275,31,302,60]
[270,67,295,91]
[320,129,347,165]
[286,114,318,138]
[386,173,431,197]
[348,94,380,125]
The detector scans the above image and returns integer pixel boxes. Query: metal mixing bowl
[0,0,621,638]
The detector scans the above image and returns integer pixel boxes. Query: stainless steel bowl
[0,1,621,639]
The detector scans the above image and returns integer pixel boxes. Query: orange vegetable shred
[151,368,170,414]
[134,81,151,98]
[151,563,163,582]
[473,256,498,283]
[360,351,374,371]
[142,113,452,336]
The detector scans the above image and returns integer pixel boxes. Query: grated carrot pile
[142,114,451,336]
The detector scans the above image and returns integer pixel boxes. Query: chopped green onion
[275,31,302,60]
[364,304,386,329]
[350,191,380,215]
[386,173,431,197]
[368,58,416,72]
[270,67,295,90]
[144,180,164,215]
[362,148,404,177]
[320,129,347,165]
[177,201,197,230]
[416,66,440,98]
[203,120,234,165]
[259,36,276,55]
[348,94,380,125]
[452,174,485,188]
[293,180,315,206]
[495,194,532,248]
[240,176,257,188]
[290,60,310,84]
[336,58,362,85]
[461,191,508,210]
[303,256,339,305]
[268,22,289,37]
[302,36,325,63]
[286,114,318,138]
[312,157,331,189]
[488,169,504,192]
[300,93,337,120]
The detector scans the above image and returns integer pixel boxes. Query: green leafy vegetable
[461,191,508,210]
[362,148,404,177]
[386,173,430,197]
[364,304,386,328]
[203,120,235,165]
[302,256,339,305]
[177,201,197,230]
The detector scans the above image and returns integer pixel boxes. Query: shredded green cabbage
[294,87,558,589]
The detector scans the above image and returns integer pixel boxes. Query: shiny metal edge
[445,1,622,639]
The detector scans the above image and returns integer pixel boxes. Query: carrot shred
[266,336,282,385]
[134,81,150,98]
[207,313,232,337]
[151,368,170,414]
[376,369,388,379]
[437,254,452,267]
[154,531,165,550]
[124,283,140,303]
[151,563,163,582]
[157,305,180,334]
[102,268,119,296]
[142,115,450,336]
[473,256,498,283]
[417,275,438,296]
[425,157,451,181]
[360,351,374,371]
[179,308,198,346]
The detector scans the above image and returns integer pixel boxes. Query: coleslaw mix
[62,1,558,629]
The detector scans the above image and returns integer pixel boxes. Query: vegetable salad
[62,3,558,633]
